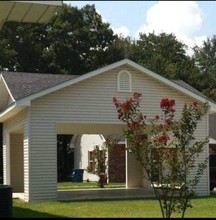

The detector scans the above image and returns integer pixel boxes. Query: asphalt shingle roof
[172,79,216,104]
[1,71,79,101]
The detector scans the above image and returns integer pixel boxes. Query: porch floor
[57,188,155,201]
[12,188,156,201]
[13,193,25,200]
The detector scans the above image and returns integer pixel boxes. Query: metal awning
[0,1,62,30]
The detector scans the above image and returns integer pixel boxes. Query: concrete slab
[58,188,155,201]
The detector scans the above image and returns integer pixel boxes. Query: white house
[71,134,107,182]
[0,59,216,202]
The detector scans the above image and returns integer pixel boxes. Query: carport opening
[0,123,2,184]
[57,134,126,190]
[57,135,74,182]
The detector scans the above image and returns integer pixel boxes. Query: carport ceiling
[0,1,62,30]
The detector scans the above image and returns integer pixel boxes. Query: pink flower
[169,107,175,113]
[160,98,175,109]
[160,98,170,108]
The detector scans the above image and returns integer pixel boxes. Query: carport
[1,59,215,202]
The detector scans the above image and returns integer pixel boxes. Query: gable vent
[117,70,132,92]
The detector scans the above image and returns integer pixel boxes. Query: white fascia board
[0,104,26,122]
[209,106,216,113]
[0,74,15,103]
[0,102,16,118]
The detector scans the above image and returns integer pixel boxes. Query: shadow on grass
[13,207,64,218]
[191,191,216,200]
[58,196,156,203]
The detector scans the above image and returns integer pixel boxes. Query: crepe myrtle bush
[86,144,108,188]
[113,92,209,218]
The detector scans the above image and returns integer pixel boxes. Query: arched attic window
[117,70,132,92]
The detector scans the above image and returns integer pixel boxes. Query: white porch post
[125,138,128,189]
[23,119,30,202]
[3,132,10,185]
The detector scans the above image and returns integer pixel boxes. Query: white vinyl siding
[29,121,57,201]
[57,124,124,135]
[189,114,209,195]
[3,109,27,186]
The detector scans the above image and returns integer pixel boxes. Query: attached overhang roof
[0,1,62,30]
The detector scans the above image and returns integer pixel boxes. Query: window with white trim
[117,70,132,92]
[88,151,95,172]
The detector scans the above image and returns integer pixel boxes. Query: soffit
[0,1,62,30]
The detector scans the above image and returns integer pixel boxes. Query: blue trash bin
[71,169,84,182]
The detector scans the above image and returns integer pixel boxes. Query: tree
[98,36,136,64]
[0,4,117,75]
[133,32,197,81]
[0,22,48,72]
[57,135,74,182]
[87,144,108,188]
[193,36,216,101]
[113,92,209,218]
[43,3,116,75]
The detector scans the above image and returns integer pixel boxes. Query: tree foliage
[44,4,116,75]
[193,36,216,101]
[0,22,48,72]
[86,144,108,188]
[132,32,198,83]
[0,4,116,74]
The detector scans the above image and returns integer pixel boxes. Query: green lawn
[13,192,216,218]
[58,181,125,190]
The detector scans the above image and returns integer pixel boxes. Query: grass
[57,181,126,190]
[13,192,216,218]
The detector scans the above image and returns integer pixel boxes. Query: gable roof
[1,71,78,101]
[171,80,212,103]
[1,59,216,118]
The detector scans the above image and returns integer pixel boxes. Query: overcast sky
[63,1,216,50]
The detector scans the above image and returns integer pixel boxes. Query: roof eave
[0,102,20,122]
